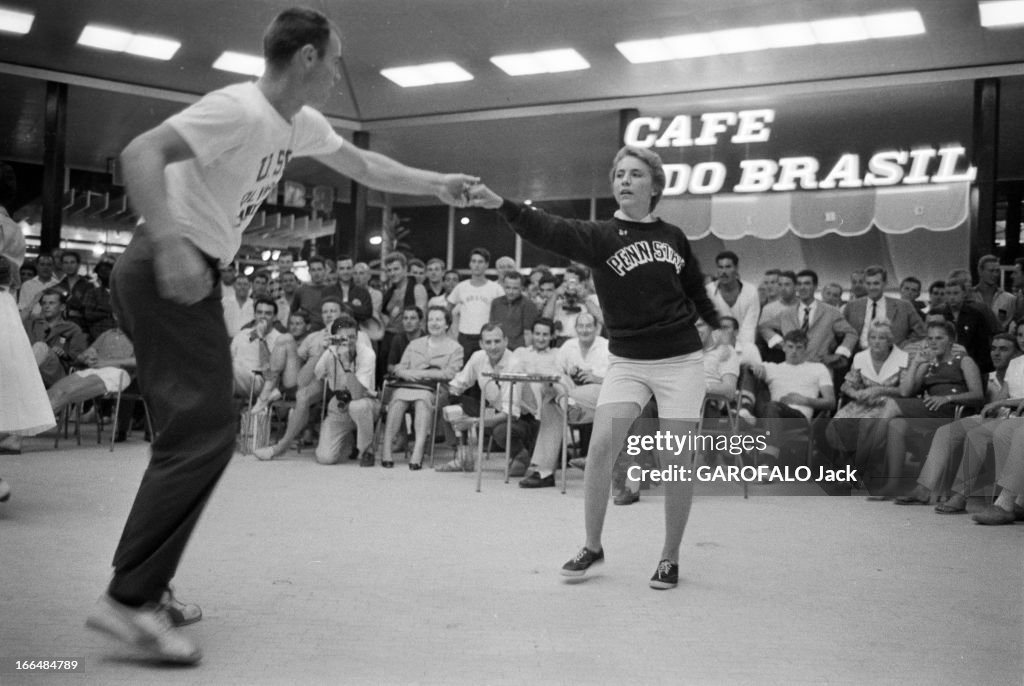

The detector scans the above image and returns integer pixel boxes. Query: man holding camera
[314,315,376,465]
[544,265,603,345]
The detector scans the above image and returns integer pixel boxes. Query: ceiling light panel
[617,9,924,64]
[491,48,589,76]
[78,24,179,60]
[979,0,1024,27]
[0,7,34,34]
[213,51,265,77]
[381,61,473,87]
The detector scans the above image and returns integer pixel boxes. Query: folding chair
[373,375,445,466]
[697,391,749,498]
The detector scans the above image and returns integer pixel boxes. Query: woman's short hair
[867,319,895,344]
[609,146,666,212]
[926,320,957,339]
[426,304,452,328]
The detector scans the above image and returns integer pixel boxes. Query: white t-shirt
[165,82,345,263]
[448,279,504,336]
[763,361,833,419]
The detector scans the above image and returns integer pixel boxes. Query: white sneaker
[253,446,276,461]
[85,594,202,664]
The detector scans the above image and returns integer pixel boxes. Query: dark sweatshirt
[497,200,720,360]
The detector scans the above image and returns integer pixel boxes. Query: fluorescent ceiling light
[617,9,923,64]
[760,21,819,48]
[864,11,926,38]
[126,34,180,60]
[0,7,34,34]
[979,0,1024,27]
[78,24,179,60]
[491,48,589,76]
[78,25,133,51]
[664,33,719,59]
[213,51,265,76]
[381,61,473,87]
[811,16,870,43]
[711,27,767,54]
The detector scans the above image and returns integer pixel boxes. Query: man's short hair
[426,257,446,269]
[289,309,311,324]
[384,252,407,268]
[61,250,81,265]
[253,296,278,315]
[335,254,353,265]
[946,275,971,292]
[777,270,798,284]
[565,264,589,281]
[928,280,945,293]
[321,295,344,310]
[782,329,808,347]
[978,254,1000,272]
[408,258,425,271]
[263,7,334,72]
[575,311,598,329]
[40,287,66,304]
[993,332,1019,352]
[329,315,358,335]
[533,317,555,335]
[252,269,272,283]
[307,256,326,268]
[502,271,524,284]
[403,305,423,320]
[764,268,781,278]
[480,321,506,337]
[864,265,887,281]
[539,275,557,288]
[900,276,922,289]
[796,269,818,287]
[469,247,491,264]
[715,251,739,267]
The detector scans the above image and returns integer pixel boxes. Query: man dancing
[85,7,476,663]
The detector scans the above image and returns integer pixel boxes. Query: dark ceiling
[3,0,1024,202]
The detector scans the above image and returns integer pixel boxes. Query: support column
[336,130,369,260]
[971,78,999,275]
[41,81,68,254]
[618,108,639,146]
[1005,183,1021,265]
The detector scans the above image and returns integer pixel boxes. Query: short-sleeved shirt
[448,279,504,336]
[763,361,833,419]
[165,82,345,263]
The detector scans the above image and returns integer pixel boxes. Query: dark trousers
[457,333,481,367]
[107,235,236,606]
[457,394,536,462]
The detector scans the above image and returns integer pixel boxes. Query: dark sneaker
[359,450,375,467]
[649,559,679,590]
[519,471,555,489]
[85,594,202,664]
[159,587,202,627]
[560,547,604,577]
[613,489,640,506]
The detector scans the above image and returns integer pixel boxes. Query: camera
[333,388,353,409]
[562,292,582,314]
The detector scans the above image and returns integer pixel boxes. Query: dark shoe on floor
[1015,504,1024,522]
[613,489,640,506]
[649,559,679,590]
[381,459,394,469]
[114,432,128,443]
[359,450,376,467]
[159,587,202,627]
[85,594,202,664]
[409,462,422,471]
[560,546,604,577]
[972,505,1016,526]
[934,502,966,515]
[519,471,555,488]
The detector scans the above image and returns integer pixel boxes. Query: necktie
[801,306,810,332]
[870,300,877,322]
[258,337,270,370]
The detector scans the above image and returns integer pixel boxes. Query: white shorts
[597,351,705,419]
[74,367,131,394]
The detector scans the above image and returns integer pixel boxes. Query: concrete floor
[0,434,1021,686]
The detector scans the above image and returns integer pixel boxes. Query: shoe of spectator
[649,559,679,590]
[971,505,1016,526]
[159,587,202,627]
[114,432,127,444]
[508,460,528,478]
[560,546,604,577]
[613,489,640,506]
[569,457,587,471]
[519,471,555,488]
[1015,504,1024,522]
[252,388,282,415]
[0,478,10,503]
[359,450,376,467]
[85,594,202,665]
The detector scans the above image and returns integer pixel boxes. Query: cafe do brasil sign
[623,109,976,196]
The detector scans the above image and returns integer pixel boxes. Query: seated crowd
[20,244,1024,527]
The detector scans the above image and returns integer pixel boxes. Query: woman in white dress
[0,164,56,497]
